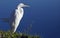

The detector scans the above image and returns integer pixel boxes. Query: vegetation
[0,31,40,38]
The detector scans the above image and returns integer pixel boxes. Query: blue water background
[0,0,60,38]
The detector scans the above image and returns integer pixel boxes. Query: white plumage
[11,4,24,33]
[0,3,29,33]
[10,3,29,33]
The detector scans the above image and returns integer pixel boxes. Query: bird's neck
[17,7,24,14]
[18,7,21,10]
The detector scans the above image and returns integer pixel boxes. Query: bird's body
[9,8,24,33]
[0,3,29,33]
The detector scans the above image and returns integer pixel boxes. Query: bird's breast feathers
[15,8,24,18]
[14,8,24,24]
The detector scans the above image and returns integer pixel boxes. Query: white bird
[0,3,29,33]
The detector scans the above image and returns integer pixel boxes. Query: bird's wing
[0,18,9,22]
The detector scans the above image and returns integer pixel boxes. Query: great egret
[0,3,30,33]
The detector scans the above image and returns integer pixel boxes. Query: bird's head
[17,3,30,8]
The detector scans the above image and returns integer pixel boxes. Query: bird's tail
[10,25,18,33]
